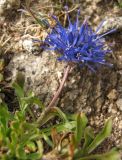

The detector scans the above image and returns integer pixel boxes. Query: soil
[0,0,122,156]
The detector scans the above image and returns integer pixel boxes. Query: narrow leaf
[86,119,112,154]
[78,149,120,160]
[42,133,54,148]
[83,127,94,149]
[15,72,25,89]
[75,113,88,147]
[13,82,24,99]
[37,107,68,127]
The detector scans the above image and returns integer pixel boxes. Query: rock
[107,89,118,101]
[6,49,118,114]
[19,37,42,55]
[21,39,33,53]
[116,99,122,111]
[117,55,122,69]
[118,120,122,129]
[0,0,20,16]
[6,51,66,106]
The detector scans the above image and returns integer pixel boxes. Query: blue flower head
[44,11,115,71]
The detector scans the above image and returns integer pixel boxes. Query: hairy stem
[48,65,71,108]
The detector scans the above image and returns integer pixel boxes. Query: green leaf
[86,119,112,154]
[37,107,68,127]
[75,113,88,147]
[16,144,27,159]
[26,152,42,160]
[14,111,25,121]
[42,133,54,148]
[53,107,68,122]
[36,140,43,158]
[78,149,120,160]
[66,113,77,121]
[11,121,20,131]
[40,121,76,136]
[26,141,37,152]
[13,82,24,99]
[25,140,43,159]
[75,127,95,158]
[15,72,25,89]
[10,131,18,152]
[0,103,10,134]
[25,141,43,160]
[22,95,44,110]
[83,127,94,150]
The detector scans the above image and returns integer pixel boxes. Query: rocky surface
[1,0,122,154]
[6,51,66,106]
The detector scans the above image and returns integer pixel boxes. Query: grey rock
[6,50,118,114]
[116,99,122,111]
[107,89,118,101]
[7,51,66,106]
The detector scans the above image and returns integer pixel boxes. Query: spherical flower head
[44,12,115,71]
